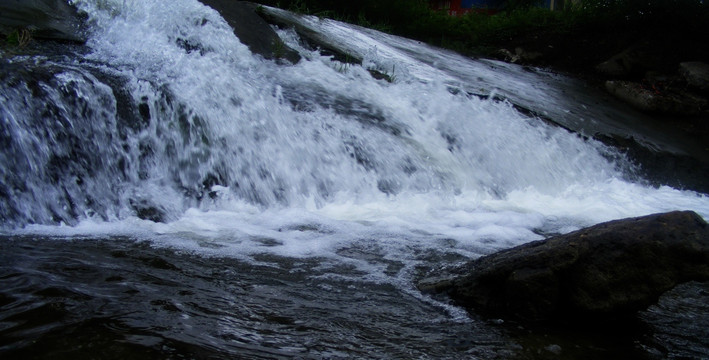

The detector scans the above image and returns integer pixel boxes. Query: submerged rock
[197,0,301,64]
[130,199,167,223]
[0,0,86,43]
[419,211,709,323]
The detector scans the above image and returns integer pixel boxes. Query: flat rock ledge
[419,211,709,323]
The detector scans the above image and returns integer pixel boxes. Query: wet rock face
[638,281,709,359]
[197,0,301,64]
[0,0,86,42]
[420,211,709,323]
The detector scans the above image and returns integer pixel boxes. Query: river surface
[1,1,709,358]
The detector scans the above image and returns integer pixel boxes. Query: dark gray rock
[638,281,709,359]
[255,5,363,64]
[595,41,669,78]
[680,61,709,92]
[604,80,657,112]
[419,211,709,323]
[605,80,707,115]
[596,45,647,77]
[197,0,300,64]
[497,47,543,64]
[0,0,86,42]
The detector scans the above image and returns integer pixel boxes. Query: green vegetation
[3,28,32,48]
[271,36,287,59]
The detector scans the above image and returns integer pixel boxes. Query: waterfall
[0,0,707,253]
[2,3,709,358]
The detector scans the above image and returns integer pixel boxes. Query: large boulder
[0,0,86,42]
[419,211,709,323]
[197,0,300,64]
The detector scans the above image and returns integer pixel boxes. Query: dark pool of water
[1,236,706,359]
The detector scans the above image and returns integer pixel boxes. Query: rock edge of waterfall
[419,210,709,324]
[196,0,302,64]
[0,0,302,63]
[0,0,87,43]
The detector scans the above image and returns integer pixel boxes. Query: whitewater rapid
[2,0,708,265]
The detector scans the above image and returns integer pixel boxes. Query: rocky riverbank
[489,25,709,164]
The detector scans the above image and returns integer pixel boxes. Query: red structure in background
[429,0,502,16]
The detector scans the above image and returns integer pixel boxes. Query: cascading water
[3,0,706,231]
[1,0,709,358]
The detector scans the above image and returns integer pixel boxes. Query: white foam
[4,0,709,288]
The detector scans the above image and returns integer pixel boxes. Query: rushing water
[1,0,709,358]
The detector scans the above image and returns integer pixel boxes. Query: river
[1,1,708,358]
